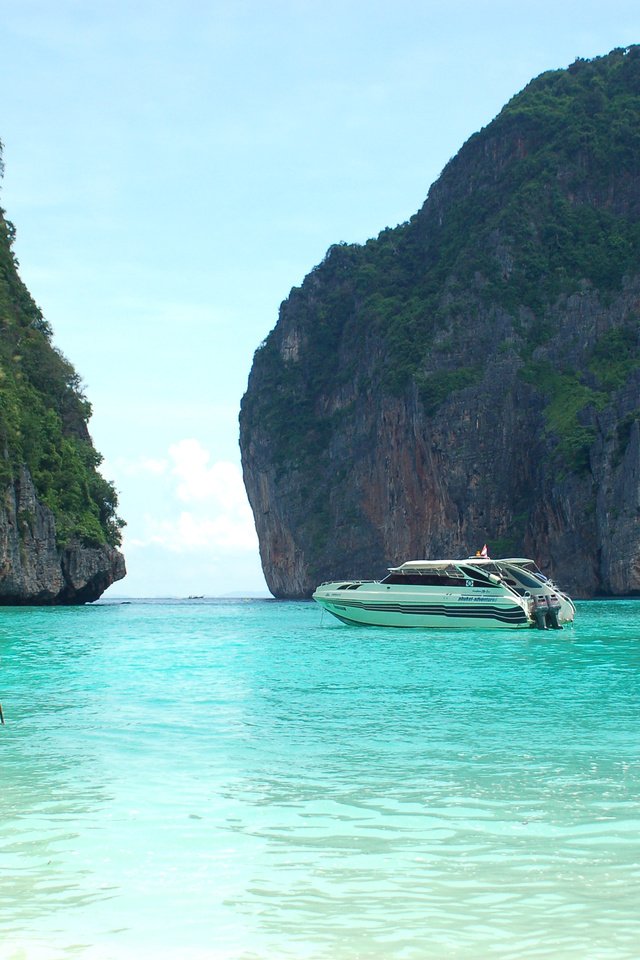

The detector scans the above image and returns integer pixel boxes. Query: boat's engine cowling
[532,594,563,630]
[546,602,562,630]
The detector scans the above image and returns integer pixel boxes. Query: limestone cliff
[0,466,125,604]
[240,47,640,599]
[0,151,125,603]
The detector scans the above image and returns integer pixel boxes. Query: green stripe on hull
[319,600,530,629]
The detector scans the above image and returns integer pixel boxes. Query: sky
[0,0,638,596]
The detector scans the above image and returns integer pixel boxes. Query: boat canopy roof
[389,558,536,572]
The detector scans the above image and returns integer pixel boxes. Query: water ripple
[0,599,639,958]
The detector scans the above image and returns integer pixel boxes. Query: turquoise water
[1,599,639,960]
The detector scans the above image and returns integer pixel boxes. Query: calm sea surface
[0,599,639,960]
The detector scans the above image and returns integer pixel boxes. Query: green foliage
[277,49,640,402]
[520,313,639,473]
[588,323,640,389]
[417,367,482,415]
[380,46,640,381]
[243,47,640,486]
[521,363,608,472]
[0,185,123,548]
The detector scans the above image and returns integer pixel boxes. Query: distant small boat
[187,595,204,600]
[313,557,575,630]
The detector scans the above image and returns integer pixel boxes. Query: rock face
[240,48,640,599]
[0,149,126,603]
[0,467,125,604]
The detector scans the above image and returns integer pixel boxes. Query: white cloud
[169,438,244,508]
[129,509,258,554]
[121,439,258,556]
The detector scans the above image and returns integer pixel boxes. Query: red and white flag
[481,544,489,558]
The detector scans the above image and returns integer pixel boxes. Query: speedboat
[313,557,576,630]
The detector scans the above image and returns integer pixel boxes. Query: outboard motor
[545,594,563,630]
[533,595,549,630]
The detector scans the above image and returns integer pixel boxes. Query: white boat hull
[313,583,534,629]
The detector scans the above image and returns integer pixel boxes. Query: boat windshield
[500,562,547,590]
[457,564,501,586]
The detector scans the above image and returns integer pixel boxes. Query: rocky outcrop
[0,466,125,604]
[240,48,640,599]
[241,293,639,599]
[1,143,125,603]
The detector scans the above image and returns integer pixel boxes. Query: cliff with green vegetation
[0,150,125,602]
[240,47,640,599]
